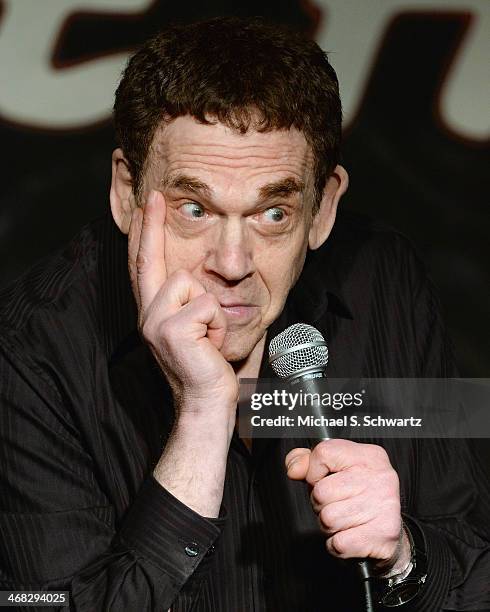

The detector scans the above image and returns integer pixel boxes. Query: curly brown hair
[113,16,342,211]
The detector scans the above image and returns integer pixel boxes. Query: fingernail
[286,458,299,471]
[148,189,158,207]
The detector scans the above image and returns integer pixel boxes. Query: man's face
[140,116,318,362]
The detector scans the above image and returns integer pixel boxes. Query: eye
[179,202,206,219]
[262,207,285,223]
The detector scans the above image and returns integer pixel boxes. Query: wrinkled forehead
[146,115,315,184]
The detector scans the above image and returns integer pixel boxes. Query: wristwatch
[374,520,428,608]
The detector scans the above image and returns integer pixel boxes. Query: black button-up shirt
[0,212,488,611]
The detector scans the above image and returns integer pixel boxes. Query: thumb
[285,448,311,480]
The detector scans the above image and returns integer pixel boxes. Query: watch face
[381,580,421,607]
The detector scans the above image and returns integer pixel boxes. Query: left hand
[285,439,411,574]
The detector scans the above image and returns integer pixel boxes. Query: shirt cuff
[115,475,226,588]
[401,514,452,611]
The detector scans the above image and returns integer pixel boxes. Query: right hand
[128,189,238,419]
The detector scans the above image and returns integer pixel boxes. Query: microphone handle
[308,436,374,606]
[290,374,375,611]
[309,433,374,610]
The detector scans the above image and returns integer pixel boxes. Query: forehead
[148,115,314,182]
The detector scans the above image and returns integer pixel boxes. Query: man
[0,17,488,612]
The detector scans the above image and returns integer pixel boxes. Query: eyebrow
[161,173,305,201]
[160,173,211,197]
[258,177,305,200]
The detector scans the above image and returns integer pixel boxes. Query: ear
[308,165,349,250]
[110,148,136,235]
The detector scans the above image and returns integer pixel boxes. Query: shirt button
[184,543,200,557]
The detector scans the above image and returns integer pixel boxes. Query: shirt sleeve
[0,344,225,611]
[395,241,490,612]
[400,440,490,612]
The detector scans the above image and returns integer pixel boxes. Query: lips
[219,301,259,323]
[219,301,255,308]
[218,296,259,308]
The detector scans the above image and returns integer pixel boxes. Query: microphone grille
[268,323,328,380]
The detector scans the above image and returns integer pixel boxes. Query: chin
[220,328,263,363]
[221,344,253,363]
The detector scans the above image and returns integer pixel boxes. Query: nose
[204,217,254,283]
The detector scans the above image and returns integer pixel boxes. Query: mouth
[219,302,260,324]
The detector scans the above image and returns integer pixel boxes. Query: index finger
[135,189,167,312]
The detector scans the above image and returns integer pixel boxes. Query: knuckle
[370,444,389,463]
[197,292,212,306]
[315,440,330,459]
[325,438,341,450]
[331,471,348,491]
[345,501,362,519]
[320,504,336,527]
[141,316,175,349]
[140,319,154,342]
[381,469,400,494]
[311,479,325,502]
[331,532,347,555]
[356,532,371,557]
[310,485,321,508]
[142,207,153,226]
[135,251,149,272]
[203,292,219,307]
[391,466,400,483]
[197,292,219,312]
[324,438,349,460]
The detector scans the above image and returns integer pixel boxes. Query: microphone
[268,323,374,612]
[268,322,330,440]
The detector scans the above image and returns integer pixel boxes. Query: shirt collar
[98,213,353,364]
[286,248,353,324]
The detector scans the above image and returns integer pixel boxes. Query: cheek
[163,225,207,275]
[256,235,308,308]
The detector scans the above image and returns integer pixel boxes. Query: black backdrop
[2,2,488,459]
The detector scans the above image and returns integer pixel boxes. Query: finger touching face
[130,190,168,314]
[112,115,347,362]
